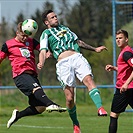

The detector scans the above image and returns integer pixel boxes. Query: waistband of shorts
[23,70,37,75]
[57,52,82,63]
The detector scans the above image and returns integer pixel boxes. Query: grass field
[0,89,133,133]
[0,104,133,133]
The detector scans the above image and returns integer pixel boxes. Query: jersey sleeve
[33,39,40,50]
[40,32,49,51]
[0,43,8,63]
[123,51,133,67]
[71,31,78,40]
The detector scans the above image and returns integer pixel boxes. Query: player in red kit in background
[0,21,65,129]
[105,29,133,133]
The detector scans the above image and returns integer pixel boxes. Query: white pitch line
[0,124,67,129]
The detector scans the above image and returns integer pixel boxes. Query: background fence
[0,84,133,112]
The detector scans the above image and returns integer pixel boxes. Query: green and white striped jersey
[40,25,80,60]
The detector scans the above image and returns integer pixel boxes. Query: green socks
[89,88,102,109]
[67,88,102,126]
[67,105,79,126]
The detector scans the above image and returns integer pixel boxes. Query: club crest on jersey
[19,48,30,58]
[56,30,67,37]
[25,41,30,46]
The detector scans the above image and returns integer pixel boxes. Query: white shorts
[56,53,93,89]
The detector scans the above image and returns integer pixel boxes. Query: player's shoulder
[123,47,133,61]
[1,38,14,52]
[123,46,133,54]
[6,38,15,44]
[5,38,17,48]
[41,29,51,36]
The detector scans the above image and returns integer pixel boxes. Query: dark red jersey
[0,38,40,78]
[116,45,133,89]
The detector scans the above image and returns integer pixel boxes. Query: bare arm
[105,64,118,72]
[77,40,107,53]
[37,50,47,70]
[120,71,133,93]
[45,50,53,58]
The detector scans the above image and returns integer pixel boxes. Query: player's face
[116,33,128,49]
[45,12,59,28]
[16,31,28,43]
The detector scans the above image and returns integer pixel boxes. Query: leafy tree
[66,0,112,46]
[56,0,73,25]
[11,12,25,37]
[0,17,8,44]
[1,0,132,86]
[29,1,58,85]
[91,21,133,84]
[0,17,13,85]
[31,1,55,41]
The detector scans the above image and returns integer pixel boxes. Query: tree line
[0,0,132,86]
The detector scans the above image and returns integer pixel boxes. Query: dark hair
[42,10,54,24]
[116,29,128,38]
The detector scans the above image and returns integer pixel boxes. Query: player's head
[42,9,59,28]
[116,29,128,48]
[116,29,128,38]
[16,22,24,33]
[16,22,28,43]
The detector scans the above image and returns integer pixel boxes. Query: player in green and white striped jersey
[38,10,108,133]
[40,24,80,60]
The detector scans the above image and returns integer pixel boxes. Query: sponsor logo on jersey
[19,48,30,58]
[56,30,67,37]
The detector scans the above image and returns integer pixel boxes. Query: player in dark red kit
[105,29,133,133]
[0,22,65,129]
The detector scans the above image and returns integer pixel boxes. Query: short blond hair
[17,22,23,33]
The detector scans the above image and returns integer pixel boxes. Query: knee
[66,95,74,104]
[35,106,46,113]
[83,75,96,91]
[110,112,119,118]
[32,87,42,94]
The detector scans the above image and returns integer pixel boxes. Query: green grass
[0,105,133,133]
[0,89,133,133]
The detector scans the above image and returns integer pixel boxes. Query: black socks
[17,106,39,119]
[33,89,54,107]
[109,116,118,133]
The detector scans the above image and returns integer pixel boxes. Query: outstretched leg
[7,106,41,128]
[83,75,107,116]
[33,88,67,113]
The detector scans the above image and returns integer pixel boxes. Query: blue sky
[0,0,77,24]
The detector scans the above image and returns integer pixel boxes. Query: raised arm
[37,49,47,70]
[77,40,107,53]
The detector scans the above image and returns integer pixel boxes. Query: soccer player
[37,10,107,133]
[0,22,65,129]
[105,29,133,133]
